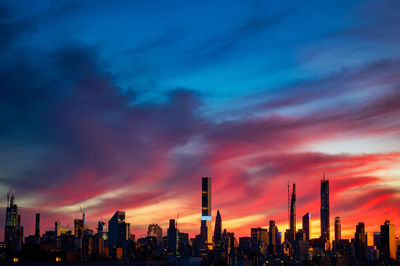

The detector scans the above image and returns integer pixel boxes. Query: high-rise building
[302,213,311,241]
[268,220,278,255]
[380,220,396,260]
[334,217,341,243]
[213,210,223,255]
[147,223,162,245]
[200,177,212,249]
[167,219,178,256]
[373,232,381,250]
[16,215,23,251]
[354,222,367,261]
[34,213,40,244]
[4,191,18,251]
[289,184,296,244]
[108,211,130,248]
[213,210,222,243]
[35,213,40,237]
[320,173,330,241]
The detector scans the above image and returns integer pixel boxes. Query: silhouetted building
[354,222,367,261]
[380,220,396,260]
[4,191,18,251]
[147,223,162,245]
[268,220,278,256]
[295,229,308,262]
[108,211,130,249]
[335,217,341,243]
[213,210,223,253]
[200,177,212,250]
[302,212,311,241]
[373,232,380,250]
[289,184,296,244]
[35,213,40,244]
[251,227,268,254]
[320,173,330,241]
[16,214,23,251]
[167,219,178,256]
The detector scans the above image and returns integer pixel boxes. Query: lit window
[56,257,61,262]
[13,258,18,262]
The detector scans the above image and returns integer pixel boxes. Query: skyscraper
[320,173,330,241]
[200,177,212,249]
[289,184,296,243]
[334,217,341,243]
[354,222,367,261]
[35,213,41,244]
[147,223,163,245]
[268,220,278,255]
[4,191,18,250]
[302,213,310,241]
[108,211,130,248]
[213,210,222,243]
[213,210,223,254]
[380,220,396,260]
[167,219,178,256]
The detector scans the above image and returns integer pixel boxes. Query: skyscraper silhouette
[289,184,296,243]
[200,177,212,250]
[334,217,341,243]
[4,191,18,250]
[268,220,278,255]
[354,222,367,261]
[320,173,330,240]
[213,210,223,255]
[302,213,310,241]
[380,220,396,260]
[167,219,178,256]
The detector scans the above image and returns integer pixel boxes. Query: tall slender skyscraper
[268,220,278,255]
[320,173,330,240]
[302,213,311,241]
[289,184,296,243]
[200,177,212,249]
[380,220,396,260]
[334,217,341,243]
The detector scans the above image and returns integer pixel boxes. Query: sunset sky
[1,0,400,243]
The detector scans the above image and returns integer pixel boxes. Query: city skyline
[1,0,400,252]
[2,175,399,246]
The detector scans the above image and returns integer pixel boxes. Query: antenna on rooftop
[79,206,86,225]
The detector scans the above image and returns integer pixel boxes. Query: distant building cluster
[1,175,400,265]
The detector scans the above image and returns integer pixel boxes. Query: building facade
[200,177,212,249]
[320,174,330,241]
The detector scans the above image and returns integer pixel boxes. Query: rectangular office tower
[380,220,396,260]
[334,217,341,243]
[302,213,311,241]
[200,177,212,249]
[320,174,330,240]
